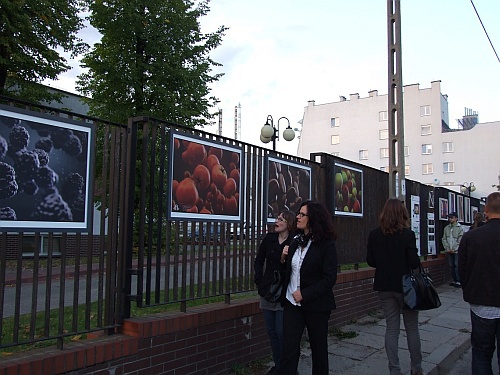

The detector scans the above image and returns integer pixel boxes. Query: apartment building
[297,80,500,199]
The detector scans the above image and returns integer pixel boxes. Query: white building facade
[297,80,499,199]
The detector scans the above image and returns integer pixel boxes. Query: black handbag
[402,265,442,310]
[263,270,283,303]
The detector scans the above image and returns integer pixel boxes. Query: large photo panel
[0,107,94,232]
[168,131,243,222]
[333,162,363,217]
[265,156,311,224]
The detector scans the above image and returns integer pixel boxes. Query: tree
[77,0,227,126]
[0,0,87,103]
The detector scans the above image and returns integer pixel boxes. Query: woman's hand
[292,289,303,303]
[281,245,289,263]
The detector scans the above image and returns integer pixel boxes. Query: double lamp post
[260,115,296,151]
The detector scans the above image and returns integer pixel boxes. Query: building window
[359,150,368,160]
[22,235,62,256]
[331,135,340,145]
[380,166,386,172]
[330,117,339,127]
[379,129,388,140]
[379,111,388,121]
[380,148,389,158]
[420,105,431,116]
[421,125,431,135]
[405,165,410,176]
[442,142,454,153]
[404,146,410,157]
[421,144,433,154]
[443,162,455,173]
[422,163,433,175]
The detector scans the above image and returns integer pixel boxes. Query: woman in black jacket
[254,209,296,374]
[278,201,337,375]
[366,198,424,375]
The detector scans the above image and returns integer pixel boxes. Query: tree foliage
[77,0,227,126]
[0,0,87,103]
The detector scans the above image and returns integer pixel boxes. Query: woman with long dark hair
[254,209,296,374]
[278,201,337,375]
[366,198,424,375]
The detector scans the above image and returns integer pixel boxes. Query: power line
[470,0,500,63]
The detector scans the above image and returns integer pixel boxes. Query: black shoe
[449,282,456,286]
[454,282,461,288]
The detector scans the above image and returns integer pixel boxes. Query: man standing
[441,212,463,287]
[458,192,500,374]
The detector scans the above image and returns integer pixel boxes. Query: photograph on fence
[448,192,456,215]
[0,108,94,232]
[168,131,243,221]
[333,162,363,217]
[439,198,449,220]
[265,156,312,223]
[464,197,471,223]
[457,195,464,222]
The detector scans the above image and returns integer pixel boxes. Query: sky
[48,0,500,156]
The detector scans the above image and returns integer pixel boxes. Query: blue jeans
[447,253,460,283]
[471,310,500,375]
[379,291,423,375]
[263,308,284,370]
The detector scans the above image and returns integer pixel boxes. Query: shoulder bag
[263,270,283,303]
[402,265,442,310]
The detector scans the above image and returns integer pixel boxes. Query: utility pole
[387,0,405,199]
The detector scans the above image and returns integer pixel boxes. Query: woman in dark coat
[278,201,337,375]
[254,209,296,374]
[366,198,424,375]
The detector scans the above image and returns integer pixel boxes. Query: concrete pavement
[267,285,473,374]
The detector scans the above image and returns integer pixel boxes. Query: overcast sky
[49,0,500,156]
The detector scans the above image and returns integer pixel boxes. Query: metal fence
[0,100,321,350]
[1,98,466,351]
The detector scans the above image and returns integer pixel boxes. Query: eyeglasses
[296,212,308,218]
[275,217,287,223]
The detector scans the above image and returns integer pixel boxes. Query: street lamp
[460,182,476,196]
[260,115,296,151]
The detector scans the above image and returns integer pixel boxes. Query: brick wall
[0,258,449,375]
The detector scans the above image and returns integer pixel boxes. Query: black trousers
[278,300,331,375]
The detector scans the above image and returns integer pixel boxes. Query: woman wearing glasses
[254,210,296,374]
[278,201,337,375]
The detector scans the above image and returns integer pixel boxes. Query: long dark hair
[280,209,297,233]
[379,198,410,235]
[299,200,337,242]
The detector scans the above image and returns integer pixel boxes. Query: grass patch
[329,327,358,340]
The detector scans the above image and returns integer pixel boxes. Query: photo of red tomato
[170,133,242,219]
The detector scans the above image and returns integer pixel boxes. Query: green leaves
[0,0,88,102]
[77,0,227,127]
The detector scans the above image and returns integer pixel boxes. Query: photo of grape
[0,112,90,227]
[170,135,241,218]
[267,158,311,221]
[333,163,363,216]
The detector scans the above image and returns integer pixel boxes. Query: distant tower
[234,103,241,140]
[218,109,222,136]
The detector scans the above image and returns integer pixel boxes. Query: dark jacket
[254,232,290,298]
[366,227,420,293]
[281,237,337,311]
[458,218,500,307]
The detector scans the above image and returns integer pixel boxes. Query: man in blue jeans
[459,192,500,375]
[442,212,463,287]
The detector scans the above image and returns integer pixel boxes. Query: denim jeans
[379,291,423,375]
[263,308,284,370]
[447,253,460,283]
[471,310,500,375]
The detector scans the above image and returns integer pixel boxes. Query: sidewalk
[265,285,471,375]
